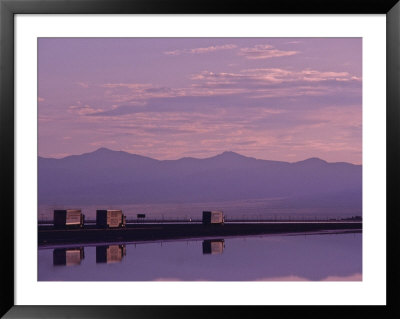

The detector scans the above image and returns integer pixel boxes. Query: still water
[38,231,361,281]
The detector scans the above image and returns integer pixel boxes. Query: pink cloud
[239,44,299,59]
[286,41,303,44]
[90,140,117,146]
[76,82,89,88]
[101,83,152,89]
[191,68,360,85]
[38,115,54,123]
[242,68,361,83]
[68,104,103,115]
[187,68,361,99]
[48,152,70,159]
[164,44,237,56]
[97,67,360,106]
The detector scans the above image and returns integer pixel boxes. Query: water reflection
[51,240,224,266]
[53,247,85,266]
[96,245,126,264]
[202,239,225,255]
[40,232,362,281]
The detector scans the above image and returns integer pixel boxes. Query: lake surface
[38,231,361,281]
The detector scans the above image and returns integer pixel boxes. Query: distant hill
[38,148,362,209]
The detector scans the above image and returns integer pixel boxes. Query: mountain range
[38,148,362,209]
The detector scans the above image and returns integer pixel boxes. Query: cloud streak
[69,104,103,115]
[76,82,89,88]
[193,68,361,85]
[238,44,299,59]
[86,67,361,117]
[164,44,237,56]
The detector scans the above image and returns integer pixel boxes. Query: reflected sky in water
[38,231,361,281]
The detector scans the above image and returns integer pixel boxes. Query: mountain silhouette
[38,148,362,208]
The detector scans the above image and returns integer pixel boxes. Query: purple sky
[38,38,362,164]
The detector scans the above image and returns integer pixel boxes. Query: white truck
[202,211,224,224]
[53,209,84,228]
[96,209,126,228]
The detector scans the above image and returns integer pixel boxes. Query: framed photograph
[1,0,398,317]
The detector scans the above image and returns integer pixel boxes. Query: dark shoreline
[38,222,362,246]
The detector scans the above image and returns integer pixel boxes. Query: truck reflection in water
[96,245,126,264]
[53,247,85,266]
[202,239,225,255]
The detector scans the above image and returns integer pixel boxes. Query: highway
[38,221,362,246]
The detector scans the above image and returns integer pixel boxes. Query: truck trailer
[202,211,224,224]
[53,209,85,228]
[96,209,126,228]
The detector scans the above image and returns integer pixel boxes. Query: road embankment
[38,222,362,246]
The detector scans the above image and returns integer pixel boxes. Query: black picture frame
[1,0,399,318]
